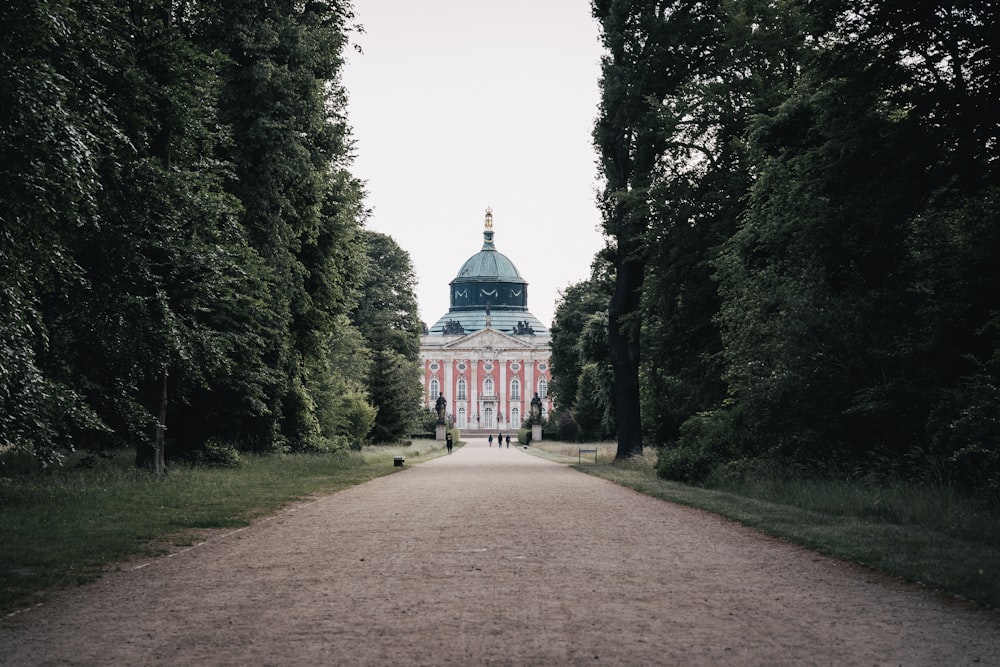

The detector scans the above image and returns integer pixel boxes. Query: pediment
[442,327,531,351]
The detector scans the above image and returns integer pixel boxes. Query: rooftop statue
[442,319,465,335]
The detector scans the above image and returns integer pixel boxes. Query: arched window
[538,378,548,399]
[429,378,439,400]
[483,377,494,397]
[457,378,467,400]
[511,407,520,427]
[458,407,466,429]
[484,406,494,430]
[510,378,521,400]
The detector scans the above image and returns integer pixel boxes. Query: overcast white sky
[341,1,607,329]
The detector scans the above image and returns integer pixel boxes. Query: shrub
[331,391,377,451]
[554,409,579,441]
[201,438,242,467]
[927,370,1000,493]
[706,456,783,489]
[656,409,735,483]
[412,408,441,439]
[542,415,559,440]
[305,435,351,455]
[656,444,716,483]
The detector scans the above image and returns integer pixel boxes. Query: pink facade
[421,340,552,433]
[419,211,552,433]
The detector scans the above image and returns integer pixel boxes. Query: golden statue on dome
[484,207,493,230]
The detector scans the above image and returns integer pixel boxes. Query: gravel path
[2,437,998,666]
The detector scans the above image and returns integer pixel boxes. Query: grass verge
[0,440,449,615]
[526,441,1000,610]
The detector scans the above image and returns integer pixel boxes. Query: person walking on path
[488,434,493,447]
[497,432,503,449]
[445,432,453,454]
[505,434,510,448]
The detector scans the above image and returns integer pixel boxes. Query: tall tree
[209,0,363,451]
[708,0,1000,481]
[1,0,367,468]
[351,231,423,443]
[89,0,276,470]
[593,0,719,460]
[0,0,114,463]
[589,0,999,488]
[640,0,808,447]
[573,311,617,441]
[548,256,614,412]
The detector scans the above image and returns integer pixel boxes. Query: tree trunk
[135,371,168,473]
[150,0,171,477]
[610,244,644,462]
[134,0,174,472]
[154,371,168,476]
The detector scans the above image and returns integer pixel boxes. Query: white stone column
[444,357,454,420]
[526,355,535,407]
[470,356,479,429]
[499,357,507,428]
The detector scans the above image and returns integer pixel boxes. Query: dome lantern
[482,207,495,250]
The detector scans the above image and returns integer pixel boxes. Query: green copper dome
[453,224,525,281]
[428,209,548,336]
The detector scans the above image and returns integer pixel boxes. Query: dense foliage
[582,0,1000,490]
[350,231,424,443]
[548,257,616,442]
[0,0,422,468]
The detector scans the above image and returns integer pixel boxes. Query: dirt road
[2,438,997,665]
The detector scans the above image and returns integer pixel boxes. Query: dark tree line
[1,0,421,469]
[551,0,999,489]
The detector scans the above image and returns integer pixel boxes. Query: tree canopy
[1,0,423,467]
[579,0,1000,489]
[351,230,424,443]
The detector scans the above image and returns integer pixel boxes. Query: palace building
[420,209,552,433]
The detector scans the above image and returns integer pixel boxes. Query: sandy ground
[2,437,998,666]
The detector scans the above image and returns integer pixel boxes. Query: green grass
[523,441,618,465]
[527,442,1000,609]
[0,440,450,614]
